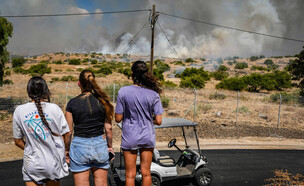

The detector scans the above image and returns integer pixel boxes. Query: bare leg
[140,148,153,186]
[123,150,138,186]
[92,167,108,186]
[25,182,42,186]
[73,169,90,186]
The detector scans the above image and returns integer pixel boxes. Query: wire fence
[1,83,303,136]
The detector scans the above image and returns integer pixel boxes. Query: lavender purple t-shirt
[115,85,164,150]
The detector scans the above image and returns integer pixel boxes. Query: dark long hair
[27,76,54,134]
[131,61,162,94]
[79,70,114,122]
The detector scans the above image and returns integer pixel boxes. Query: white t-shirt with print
[13,102,70,181]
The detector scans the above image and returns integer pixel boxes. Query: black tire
[194,168,213,186]
[151,175,161,186]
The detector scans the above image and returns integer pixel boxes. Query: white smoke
[1,0,303,57]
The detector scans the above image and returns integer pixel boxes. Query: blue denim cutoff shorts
[69,135,110,172]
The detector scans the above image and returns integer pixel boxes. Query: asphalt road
[1,149,303,186]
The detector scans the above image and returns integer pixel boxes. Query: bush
[180,75,206,89]
[96,66,112,75]
[153,69,164,81]
[118,68,131,79]
[217,65,229,71]
[13,67,27,74]
[28,63,51,76]
[185,58,195,63]
[161,97,170,108]
[237,106,250,114]
[82,58,89,63]
[179,67,210,81]
[155,59,170,72]
[174,61,185,66]
[209,93,226,100]
[61,75,77,81]
[12,57,26,68]
[251,65,269,71]
[4,70,11,77]
[161,80,177,88]
[264,59,274,65]
[216,77,246,91]
[235,62,248,69]
[250,56,259,61]
[55,60,63,64]
[68,59,81,65]
[211,71,229,80]
[91,59,98,64]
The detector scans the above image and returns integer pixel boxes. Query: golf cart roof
[117,118,197,129]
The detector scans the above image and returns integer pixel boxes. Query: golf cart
[112,118,213,186]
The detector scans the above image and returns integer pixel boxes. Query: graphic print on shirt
[24,111,52,140]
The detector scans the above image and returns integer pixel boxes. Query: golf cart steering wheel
[168,138,176,148]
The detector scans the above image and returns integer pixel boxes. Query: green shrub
[155,59,170,72]
[235,62,248,69]
[251,65,269,71]
[12,57,26,68]
[174,61,185,66]
[66,69,74,72]
[211,71,229,80]
[4,70,11,77]
[161,97,170,108]
[153,69,164,81]
[199,104,212,113]
[227,61,233,66]
[264,59,274,65]
[250,56,259,61]
[217,65,229,71]
[91,59,98,64]
[180,75,206,89]
[96,66,112,75]
[28,63,51,76]
[50,77,60,83]
[77,68,84,72]
[216,77,246,91]
[209,93,226,100]
[82,58,89,63]
[13,67,27,74]
[3,79,13,85]
[161,80,177,88]
[185,58,195,63]
[68,59,81,65]
[61,75,77,81]
[55,60,63,64]
[179,67,210,81]
[118,68,132,79]
[54,69,62,72]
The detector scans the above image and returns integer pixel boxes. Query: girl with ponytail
[115,61,164,186]
[65,69,114,186]
[13,76,70,186]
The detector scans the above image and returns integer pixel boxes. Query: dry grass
[264,169,304,185]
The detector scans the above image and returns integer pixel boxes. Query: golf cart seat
[153,149,175,166]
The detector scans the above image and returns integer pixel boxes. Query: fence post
[277,94,282,128]
[193,89,197,122]
[236,90,239,125]
[113,83,116,104]
[66,81,69,106]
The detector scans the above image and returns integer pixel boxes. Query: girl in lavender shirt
[115,61,164,186]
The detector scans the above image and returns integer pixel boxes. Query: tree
[286,47,304,95]
[0,16,13,86]
[12,57,26,68]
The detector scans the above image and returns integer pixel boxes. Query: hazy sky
[1,0,304,58]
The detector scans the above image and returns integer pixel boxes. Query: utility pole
[150,4,158,74]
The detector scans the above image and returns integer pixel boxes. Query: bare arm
[64,111,73,151]
[115,113,123,123]
[104,119,115,160]
[154,114,162,126]
[14,138,25,150]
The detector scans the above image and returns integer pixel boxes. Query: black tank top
[66,93,106,137]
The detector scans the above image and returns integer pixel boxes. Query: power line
[156,21,181,59]
[120,18,150,55]
[2,9,151,18]
[158,12,304,43]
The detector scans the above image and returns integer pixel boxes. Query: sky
[1,0,304,58]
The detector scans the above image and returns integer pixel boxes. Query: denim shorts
[69,135,110,172]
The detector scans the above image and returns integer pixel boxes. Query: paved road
[1,149,303,185]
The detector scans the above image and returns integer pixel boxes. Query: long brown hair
[27,76,56,135]
[131,61,162,94]
[79,70,114,121]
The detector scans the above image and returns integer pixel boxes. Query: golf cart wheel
[194,168,213,186]
[151,175,161,186]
